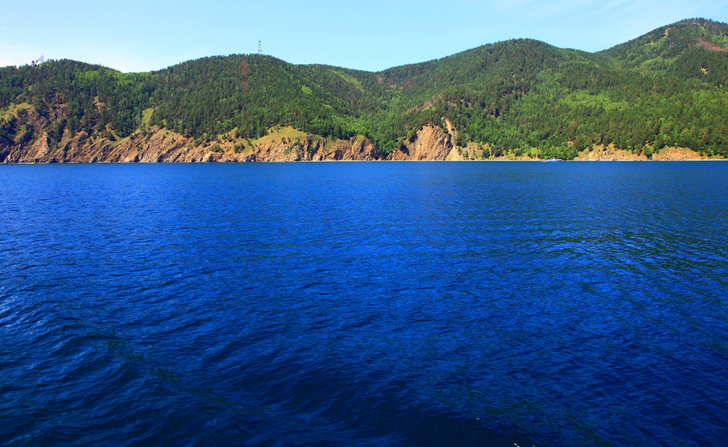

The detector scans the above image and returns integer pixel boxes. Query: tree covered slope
[1,18,727,161]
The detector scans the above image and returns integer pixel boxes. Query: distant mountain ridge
[1,18,727,162]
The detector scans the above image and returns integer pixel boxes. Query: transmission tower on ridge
[258,41,262,56]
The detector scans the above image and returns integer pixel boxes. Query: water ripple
[1,162,727,446]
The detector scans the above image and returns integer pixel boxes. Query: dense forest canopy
[1,18,727,159]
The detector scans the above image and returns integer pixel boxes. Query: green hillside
[2,18,727,160]
[600,18,728,83]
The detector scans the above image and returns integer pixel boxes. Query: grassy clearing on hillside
[141,108,155,126]
[252,126,309,146]
[329,70,363,89]
[0,103,33,121]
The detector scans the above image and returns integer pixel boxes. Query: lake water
[1,162,727,446]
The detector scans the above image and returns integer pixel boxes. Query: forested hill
[1,18,727,162]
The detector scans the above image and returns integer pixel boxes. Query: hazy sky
[1,0,726,72]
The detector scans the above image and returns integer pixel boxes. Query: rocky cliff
[573,144,706,161]
[0,107,458,163]
[0,107,715,163]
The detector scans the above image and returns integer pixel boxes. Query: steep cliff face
[0,110,454,163]
[0,108,714,163]
[247,135,385,162]
[390,125,454,161]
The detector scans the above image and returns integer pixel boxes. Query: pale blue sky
[1,0,726,73]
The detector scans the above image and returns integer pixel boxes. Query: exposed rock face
[0,109,714,163]
[249,136,385,162]
[0,114,451,163]
[651,147,704,160]
[574,144,707,161]
[574,145,648,161]
[697,38,727,52]
[390,125,453,161]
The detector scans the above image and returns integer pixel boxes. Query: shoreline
[2,158,725,165]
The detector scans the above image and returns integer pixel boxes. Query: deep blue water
[1,162,728,446]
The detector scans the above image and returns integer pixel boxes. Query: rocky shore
[0,109,717,163]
